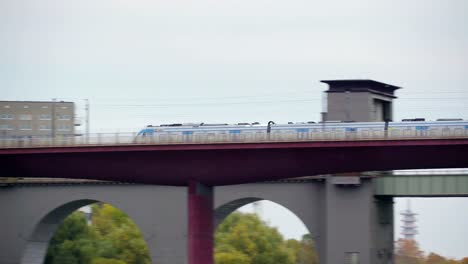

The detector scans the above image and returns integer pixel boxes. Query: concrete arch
[214,197,262,228]
[214,197,320,257]
[214,182,325,260]
[214,179,395,264]
[21,198,160,264]
[21,199,98,264]
[0,184,188,264]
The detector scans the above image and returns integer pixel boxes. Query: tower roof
[321,79,401,98]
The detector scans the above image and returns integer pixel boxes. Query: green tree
[91,257,127,264]
[215,250,250,264]
[45,211,97,264]
[92,204,151,264]
[285,234,319,264]
[298,234,319,264]
[45,203,151,264]
[215,212,294,264]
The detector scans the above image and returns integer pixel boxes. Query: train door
[229,130,241,141]
[345,127,357,140]
[415,126,429,137]
[182,131,193,142]
[296,128,309,140]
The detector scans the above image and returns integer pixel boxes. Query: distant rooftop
[321,79,401,97]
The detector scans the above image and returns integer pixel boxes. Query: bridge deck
[1,138,468,186]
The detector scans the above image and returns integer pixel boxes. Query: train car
[134,119,468,144]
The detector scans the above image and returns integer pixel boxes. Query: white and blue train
[135,119,468,143]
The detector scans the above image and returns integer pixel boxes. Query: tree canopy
[215,212,319,264]
[45,204,151,264]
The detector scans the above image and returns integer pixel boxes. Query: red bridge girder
[1,138,468,186]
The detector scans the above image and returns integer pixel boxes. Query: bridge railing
[0,128,467,148]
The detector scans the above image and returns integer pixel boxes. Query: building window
[24,105,29,109]
[3,105,10,108]
[39,114,52,120]
[58,115,71,120]
[345,252,360,264]
[39,125,51,131]
[0,124,14,130]
[19,124,32,130]
[42,106,49,109]
[0,114,14,119]
[61,106,68,109]
[58,125,71,131]
[19,114,32,120]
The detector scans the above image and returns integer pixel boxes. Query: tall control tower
[401,200,418,240]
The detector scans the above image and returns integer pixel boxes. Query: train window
[429,129,438,137]
[415,126,429,131]
[391,130,401,137]
[454,128,463,136]
[296,128,309,133]
[403,129,412,136]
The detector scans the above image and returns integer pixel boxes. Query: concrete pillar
[188,181,214,264]
[372,197,394,264]
[322,177,374,264]
[321,177,395,264]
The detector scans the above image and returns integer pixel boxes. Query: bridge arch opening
[215,198,320,264]
[21,199,152,264]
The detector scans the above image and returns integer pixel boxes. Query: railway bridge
[1,136,468,264]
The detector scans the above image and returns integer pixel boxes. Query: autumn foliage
[395,239,467,264]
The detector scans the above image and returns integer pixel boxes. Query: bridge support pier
[322,177,394,264]
[188,181,214,264]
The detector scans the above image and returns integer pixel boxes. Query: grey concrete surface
[0,184,188,264]
[0,178,394,264]
[215,179,394,264]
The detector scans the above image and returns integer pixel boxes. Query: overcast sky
[1,0,467,259]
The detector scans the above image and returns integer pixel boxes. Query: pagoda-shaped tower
[401,200,418,240]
